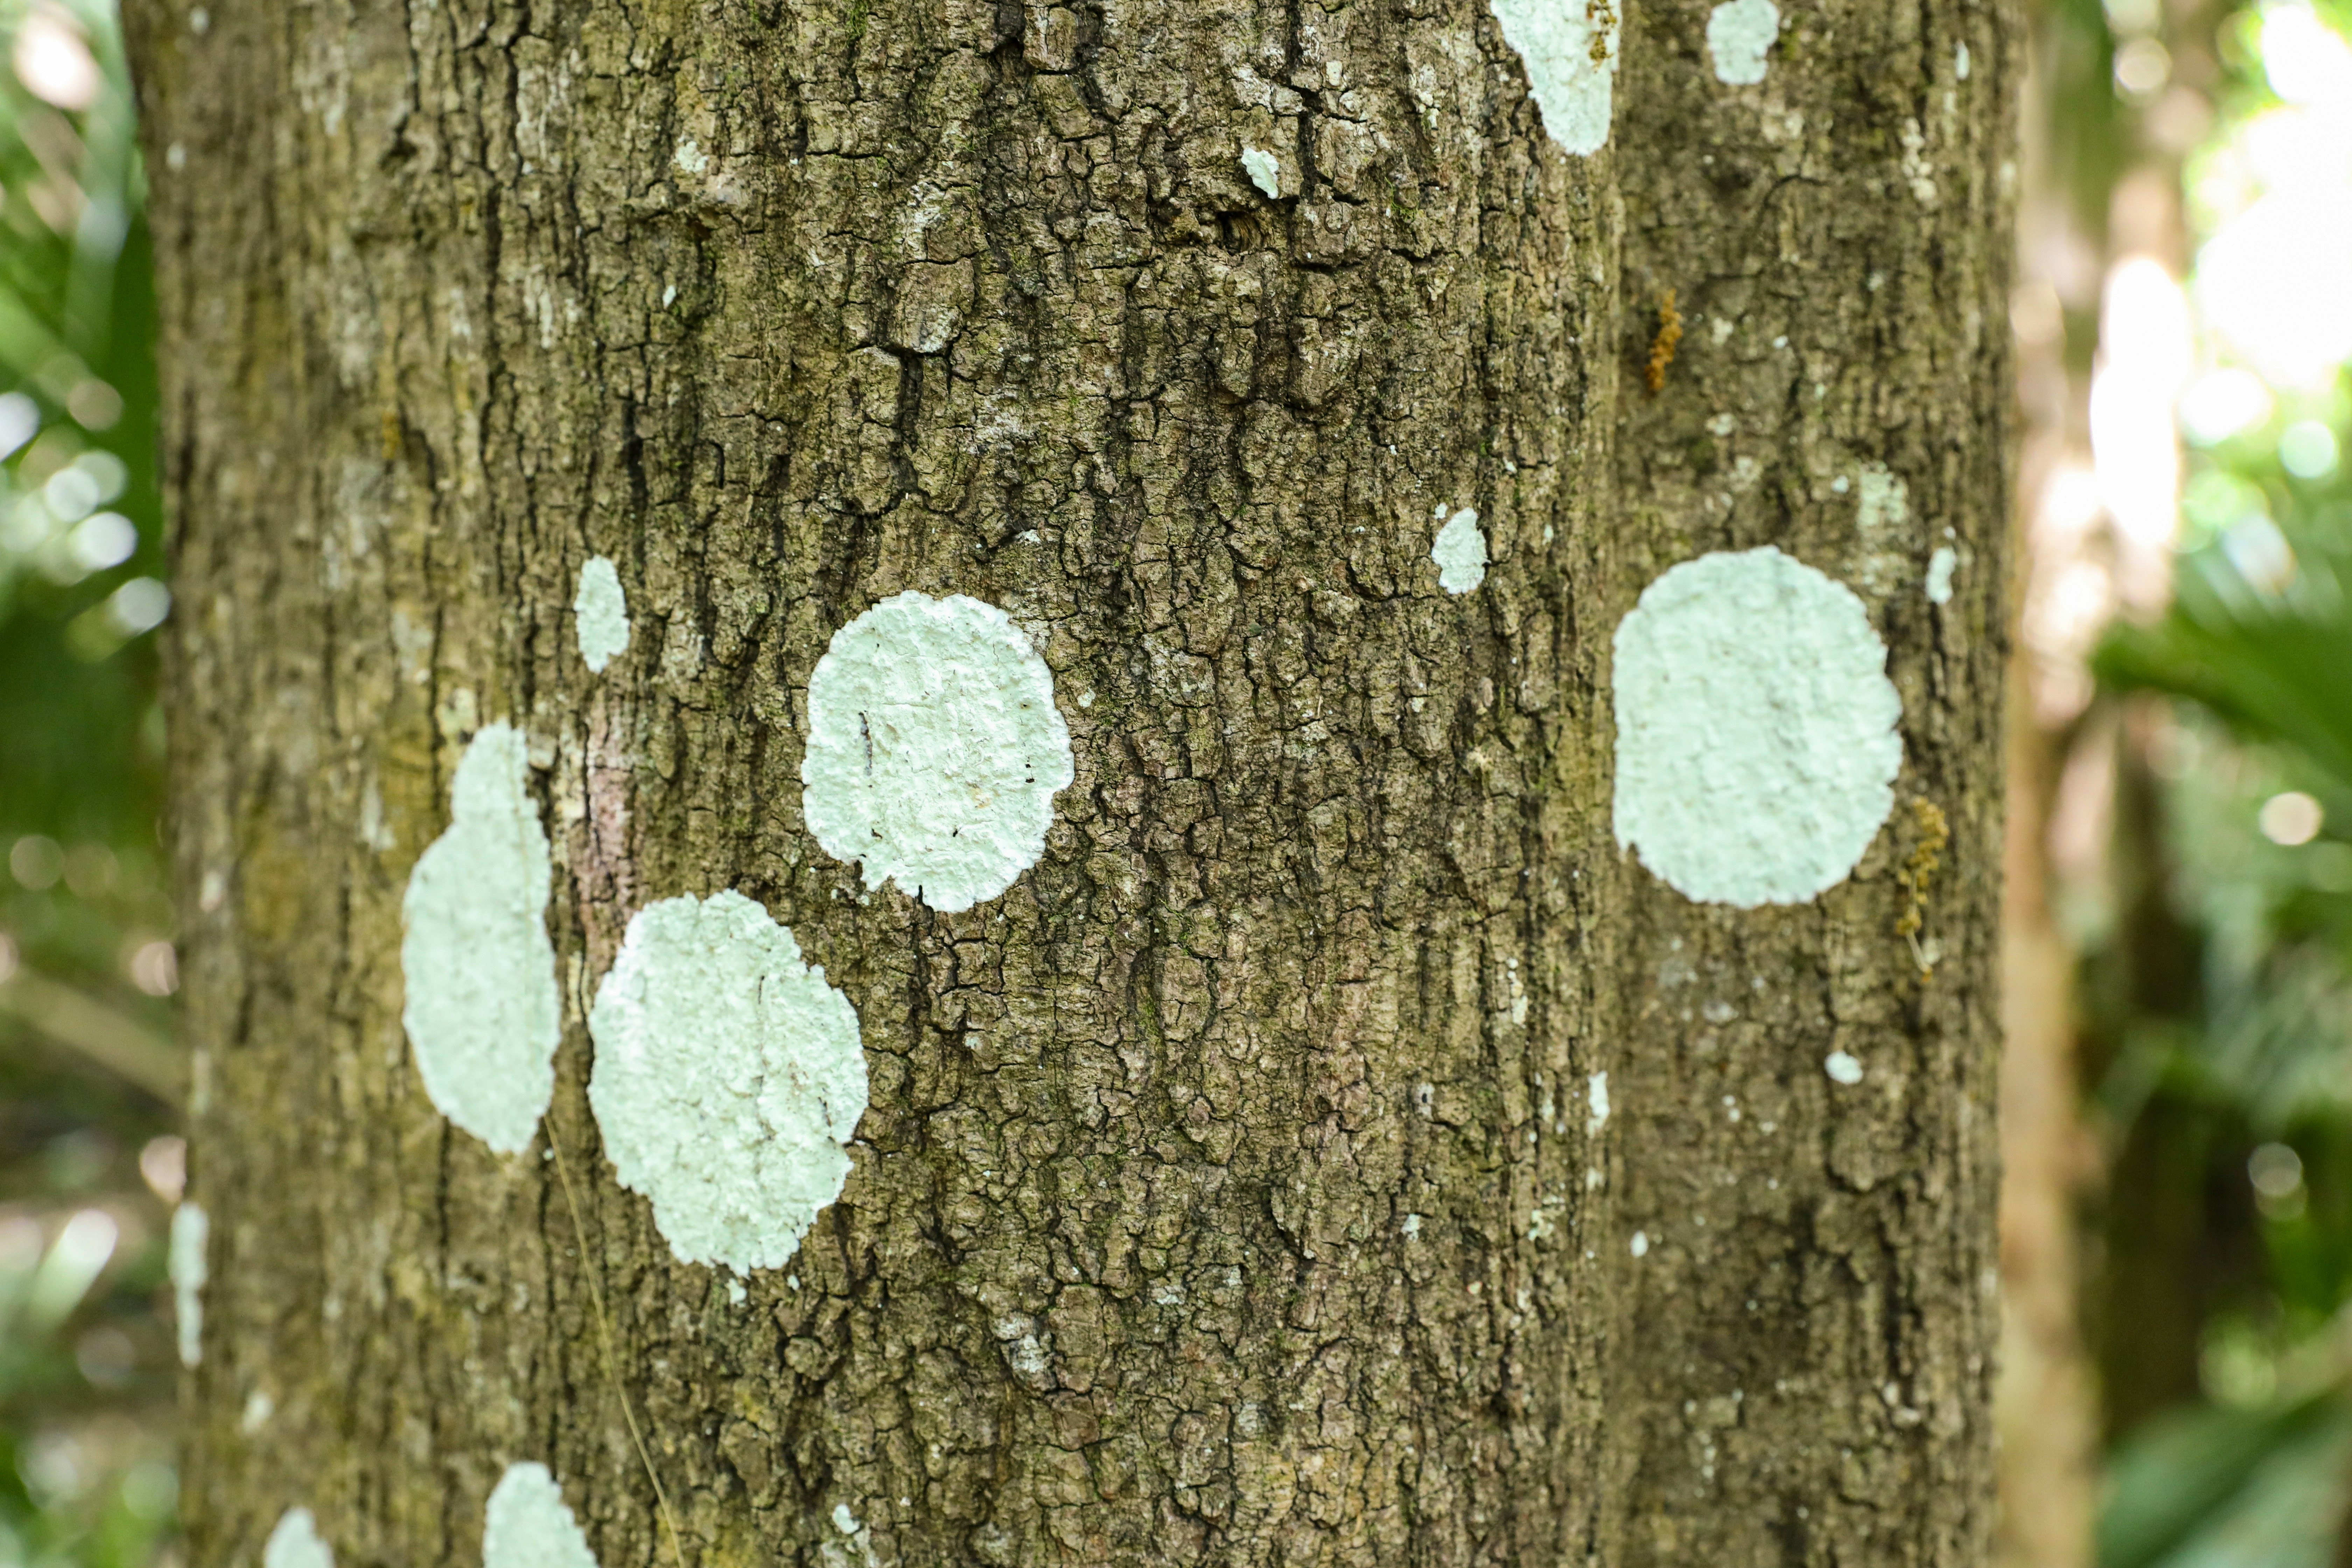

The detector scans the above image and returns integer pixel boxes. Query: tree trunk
[128,1,2016,1564]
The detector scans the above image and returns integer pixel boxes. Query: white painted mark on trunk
[588,891,867,1271]
[400,723,562,1154]
[802,592,1074,913]
[1487,0,1620,154]
[1432,507,1486,594]
[265,1509,333,1568]
[1240,146,1282,198]
[1825,1050,1864,1085]
[1706,0,1780,85]
[1630,1230,1651,1258]
[1611,547,1902,907]
[485,1463,599,1568]
[169,1200,207,1368]
[574,556,630,674]
[1587,1072,1611,1133]
[1926,546,1957,604]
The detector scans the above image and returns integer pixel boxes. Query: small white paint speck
[401,723,561,1154]
[1612,548,1903,907]
[1432,507,1486,595]
[661,284,677,307]
[574,556,630,675]
[672,136,708,175]
[1401,1213,1423,1239]
[484,1464,598,1568]
[803,592,1074,913]
[1707,0,1780,85]
[1825,1050,1864,1085]
[832,1505,859,1536]
[1630,1230,1651,1258]
[1926,546,1957,605]
[170,1201,208,1368]
[241,1390,274,1433]
[1955,42,1972,80]
[265,1509,332,1568]
[1587,1072,1610,1132]
[1240,146,1282,198]
[588,891,867,1271]
[1488,0,1620,154]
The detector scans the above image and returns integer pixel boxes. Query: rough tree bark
[128,0,2016,1564]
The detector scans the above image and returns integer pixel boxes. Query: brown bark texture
[127,0,2018,1563]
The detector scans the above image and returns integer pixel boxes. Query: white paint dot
[802,592,1074,913]
[241,1390,274,1433]
[400,723,562,1154]
[588,891,868,1271]
[1707,0,1780,85]
[1240,146,1282,198]
[672,136,708,175]
[574,557,630,675]
[265,1508,333,1568]
[169,1200,208,1368]
[1612,548,1903,908]
[832,1504,860,1536]
[1955,42,1972,80]
[1825,1050,1864,1085]
[485,1463,599,1568]
[1488,0,1620,154]
[1586,1071,1610,1132]
[1926,546,1957,605]
[1630,1230,1651,1258]
[1431,507,1486,595]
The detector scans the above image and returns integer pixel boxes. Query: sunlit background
[0,0,2344,1566]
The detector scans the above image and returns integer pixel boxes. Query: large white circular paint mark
[588,892,867,1272]
[801,591,1074,913]
[1611,546,1902,908]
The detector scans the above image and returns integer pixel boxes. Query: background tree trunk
[126,1,2015,1564]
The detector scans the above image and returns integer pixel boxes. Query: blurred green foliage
[0,1,180,1566]
[2084,0,2352,1541]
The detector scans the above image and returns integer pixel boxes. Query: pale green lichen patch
[399,723,562,1154]
[1240,147,1281,198]
[1487,0,1620,154]
[1432,507,1487,595]
[484,1463,599,1568]
[588,892,867,1271]
[1707,0,1780,85]
[265,1509,332,1568]
[573,556,630,674]
[1612,548,1902,907]
[801,592,1073,913]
